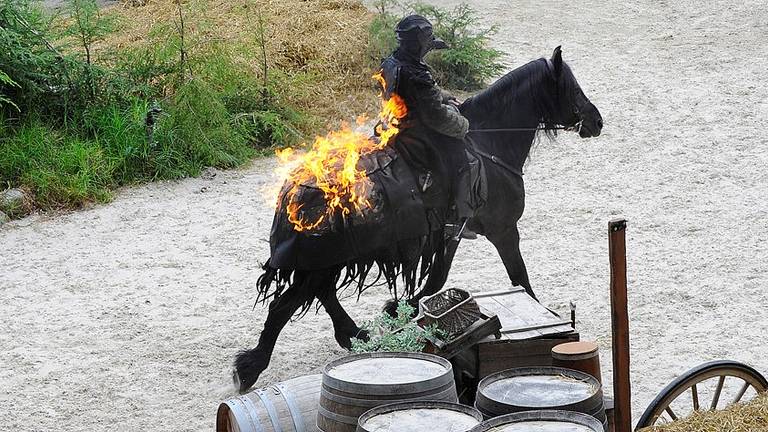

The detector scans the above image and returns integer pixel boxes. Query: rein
[468,120,583,134]
[469,121,584,179]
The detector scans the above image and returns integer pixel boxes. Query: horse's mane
[463,57,577,138]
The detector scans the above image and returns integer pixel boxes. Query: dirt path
[2,1,767,430]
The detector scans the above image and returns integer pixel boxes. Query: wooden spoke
[710,376,726,410]
[691,383,700,411]
[733,381,751,404]
[636,361,768,430]
[665,406,678,421]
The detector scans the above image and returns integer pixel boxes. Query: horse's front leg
[487,224,536,300]
[233,273,315,393]
[317,288,369,349]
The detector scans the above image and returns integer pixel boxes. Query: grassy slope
[1,0,379,212]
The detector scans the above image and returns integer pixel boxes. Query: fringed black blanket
[256,147,447,311]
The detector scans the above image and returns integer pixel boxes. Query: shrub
[351,301,443,353]
[369,1,504,90]
[0,0,64,117]
[153,78,255,178]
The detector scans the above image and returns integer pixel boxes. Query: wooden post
[609,219,631,432]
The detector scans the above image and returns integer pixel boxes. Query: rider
[377,14,479,239]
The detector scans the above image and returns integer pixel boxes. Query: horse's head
[546,46,603,138]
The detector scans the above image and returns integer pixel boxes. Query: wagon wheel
[636,360,768,430]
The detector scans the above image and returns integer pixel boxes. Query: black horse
[234,47,603,393]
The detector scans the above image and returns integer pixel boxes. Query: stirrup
[446,218,477,241]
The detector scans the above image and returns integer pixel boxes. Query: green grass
[0,121,113,208]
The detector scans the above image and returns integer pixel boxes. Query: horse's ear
[551,46,563,76]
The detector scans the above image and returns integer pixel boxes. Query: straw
[639,393,768,432]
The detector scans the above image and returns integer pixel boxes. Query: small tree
[65,0,113,67]
[64,0,115,96]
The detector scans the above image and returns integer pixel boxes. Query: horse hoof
[335,327,370,350]
[382,299,399,317]
[355,328,370,342]
[233,349,269,394]
[232,370,243,392]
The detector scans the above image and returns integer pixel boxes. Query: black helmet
[395,15,448,59]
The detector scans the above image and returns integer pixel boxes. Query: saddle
[268,142,487,271]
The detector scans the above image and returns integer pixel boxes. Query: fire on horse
[233,47,603,393]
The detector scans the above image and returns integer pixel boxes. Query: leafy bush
[0,0,66,116]
[369,1,504,90]
[351,301,443,353]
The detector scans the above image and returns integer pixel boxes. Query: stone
[0,188,26,217]
[0,210,9,225]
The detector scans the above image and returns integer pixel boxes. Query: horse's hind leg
[385,243,452,316]
[233,271,317,394]
[384,234,450,317]
[317,289,369,349]
[488,224,537,301]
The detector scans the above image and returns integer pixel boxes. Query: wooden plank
[481,295,543,339]
[472,287,573,341]
[501,322,574,341]
[472,288,527,298]
[423,314,502,359]
[501,319,573,334]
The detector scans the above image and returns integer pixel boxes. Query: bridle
[468,58,584,135]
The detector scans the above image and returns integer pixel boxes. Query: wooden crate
[450,287,580,404]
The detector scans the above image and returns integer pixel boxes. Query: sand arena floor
[2,0,767,430]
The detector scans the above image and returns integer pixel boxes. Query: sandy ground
[2,0,768,430]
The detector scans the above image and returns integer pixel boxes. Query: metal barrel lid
[358,400,482,432]
[469,410,604,432]
[322,352,454,396]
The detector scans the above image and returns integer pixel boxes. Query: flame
[273,71,408,232]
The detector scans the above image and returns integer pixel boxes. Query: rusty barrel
[356,401,482,432]
[318,352,457,432]
[217,374,322,432]
[552,341,603,383]
[475,367,606,430]
[469,410,605,432]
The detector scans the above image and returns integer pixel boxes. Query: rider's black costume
[377,15,476,221]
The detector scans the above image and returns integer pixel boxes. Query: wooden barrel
[356,401,482,432]
[318,352,458,432]
[217,374,322,432]
[469,410,605,432]
[552,341,603,383]
[474,367,606,429]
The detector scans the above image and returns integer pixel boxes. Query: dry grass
[640,393,768,432]
[100,0,378,126]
